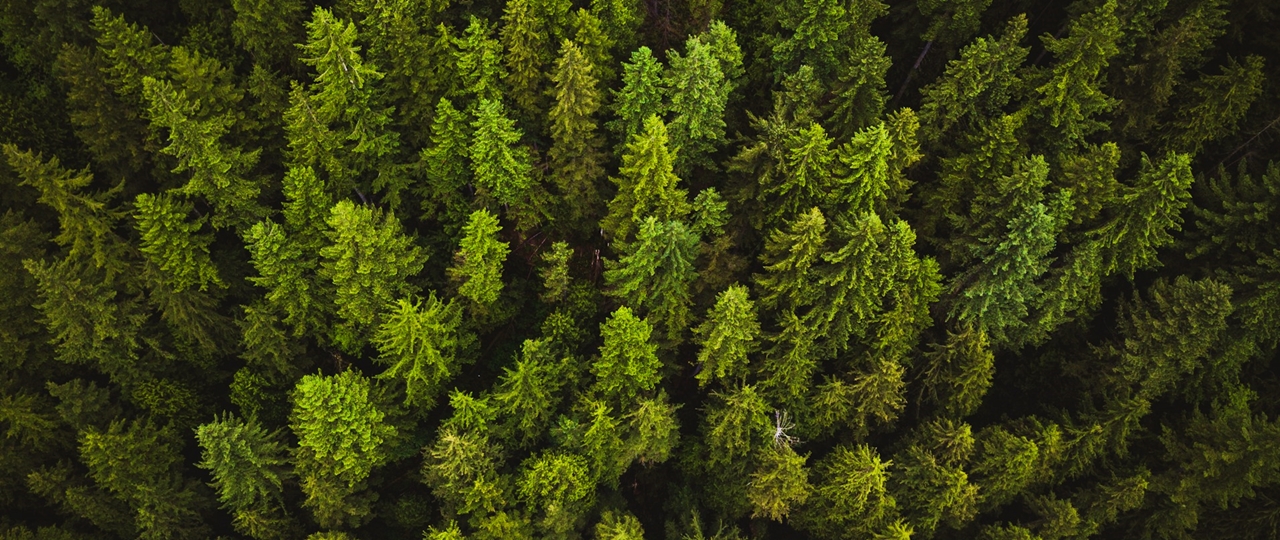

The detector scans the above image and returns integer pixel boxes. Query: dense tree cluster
[1,0,1279,539]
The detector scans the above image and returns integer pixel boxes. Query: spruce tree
[318,200,426,352]
[448,209,510,308]
[548,39,606,225]
[604,217,700,345]
[608,47,664,150]
[290,370,396,528]
[372,293,465,407]
[601,116,690,244]
[693,285,761,387]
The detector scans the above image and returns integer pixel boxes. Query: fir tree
[132,192,221,292]
[195,414,292,538]
[372,293,465,407]
[592,307,661,407]
[470,98,536,217]
[448,209,510,308]
[290,370,396,528]
[602,116,690,243]
[665,34,734,173]
[230,0,305,66]
[604,217,700,345]
[608,47,665,150]
[548,39,605,224]
[319,200,426,352]
[1033,0,1123,149]
[693,285,761,387]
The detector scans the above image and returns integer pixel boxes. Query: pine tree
[747,444,811,522]
[604,217,700,345]
[890,424,979,535]
[693,285,761,387]
[548,39,605,225]
[372,293,465,407]
[602,116,690,243]
[571,9,614,86]
[244,220,323,337]
[1166,55,1266,154]
[1033,0,1123,149]
[590,0,642,55]
[501,0,552,122]
[951,198,1061,347]
[1091,152,1192,279]
[132,192,221,292]
[318,200,426,352]
[296,7,399,202]
[592,307,662,407]
[920,324,994,418]
[595,511,645,540]
[970,426,1039,510]
[421,419,506,516]
[518,451,594,535]
[448,209,510,308]
[1118,0,1228,136]
[702,384,771,466]
[755,206,827,313]
[470,98,536,218]
[758,122,835,232]
[608,47,664,150]
[195,414,293,538]
[290,370,396,528]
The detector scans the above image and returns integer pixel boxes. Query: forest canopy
[1,0,1279,539]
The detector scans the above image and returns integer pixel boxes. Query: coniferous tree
[602,115,690,244]
[195,414,293,539]
[319,200,427,352]
[448,209,510,308]
[290,370,396,528]
[548,39,605,225]
[372,293,466,407]
[604,217,700,344]
[608,47,664,151]
[693,285,761,387]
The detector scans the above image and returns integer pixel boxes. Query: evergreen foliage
[2,1,1280,539]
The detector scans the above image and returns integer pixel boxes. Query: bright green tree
[602,115,691,243]
[372,293,465,407]
[448,209,510,308]
[693,285,761,387]
[133,192,221,292]
[592,307,662,406]
[290,370,396,528]
[319,200,426,352]
[548,39,605,224]
[195,414,293,539]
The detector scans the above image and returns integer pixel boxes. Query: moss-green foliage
[4,1,1280,539]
